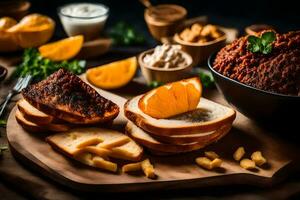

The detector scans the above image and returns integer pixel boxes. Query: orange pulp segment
[38,35,83,61]
[7,14,55,48]
[139,77,202,119]
[86,57,137,90]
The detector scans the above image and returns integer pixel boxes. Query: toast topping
[22,69,119,124]
[139,77,202,119]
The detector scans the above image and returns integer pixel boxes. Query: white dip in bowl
[58,3,109,40]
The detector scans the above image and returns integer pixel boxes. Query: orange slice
[86,57,137,90]
[38,35,84,61]
[0,17,17,30]
[7,14,55,48]
[139,77,202,119]
[0,17,20,52]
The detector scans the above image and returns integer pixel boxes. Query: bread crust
[125,123,232,153]
[17,99,54,125]
[149,124,231,145]
[15,109,71,133]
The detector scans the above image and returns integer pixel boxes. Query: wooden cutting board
[6,85,300,192]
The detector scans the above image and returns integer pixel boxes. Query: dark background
[1,1,300,199]
[28,0,300,42]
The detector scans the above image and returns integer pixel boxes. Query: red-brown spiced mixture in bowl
[213,31,300,96]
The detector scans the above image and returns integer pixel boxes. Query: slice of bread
[148,126,229,145]
[15,109,71,133]
[17,99,54,125]
[22,69,119,125]
[125,95,236,136]
[46,127,143,161]
[125,122,231,153]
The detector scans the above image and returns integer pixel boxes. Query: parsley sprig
[0,120,6,127]
[199,72,214,88]
[247,31,276,54]
[13,48,86,82]
[148,81,163,88]
[109,22,145,46]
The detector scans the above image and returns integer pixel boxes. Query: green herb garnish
[247,31,276,54]
[0,146,8,156]
[0,120,6,126]
[13,48,86,82]
[199,72,214,88]
[109,22,145,46]
[148,81,163,88]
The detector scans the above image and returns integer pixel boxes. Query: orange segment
[139,77,202,119]
[0,17,20,52]
[38,35,84,61]
[186,78,202,110]
[7,14,55,48]
[86,57,137,90]
[0,17,17,30]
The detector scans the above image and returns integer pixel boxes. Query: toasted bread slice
[15,109,71,133]
[17,98,55,125]
[46,127,143,161]
[126,122,231,153]
[22,69,119,124]
[125,95,236,136]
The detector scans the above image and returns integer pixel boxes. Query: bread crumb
[211,158,222,168]
[205,151,219,160]
[141,159,155,179]
[240,159,256,170]
[122,162,142,173]
[251,151,267,166]
[195,157,213,170]
[233,147,245,161]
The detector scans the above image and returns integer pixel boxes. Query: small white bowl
[58,3,109,41]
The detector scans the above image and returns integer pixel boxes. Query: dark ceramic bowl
[0,66,7,82]
[208,53,300,130]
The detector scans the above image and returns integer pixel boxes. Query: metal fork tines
[0,75,32,117]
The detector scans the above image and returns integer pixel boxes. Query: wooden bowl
[77,38,112,59]
[173,32,226,66]
[138,48,193,84]
[144,4,187,42]
[0,0,30,20]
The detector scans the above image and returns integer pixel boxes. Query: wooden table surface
[1,56,300,200]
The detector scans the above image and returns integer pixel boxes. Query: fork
[0,75,32,118]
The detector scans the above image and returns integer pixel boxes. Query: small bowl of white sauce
[138,44,193,84]
[58,3,109,41]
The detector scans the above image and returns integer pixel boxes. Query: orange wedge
[0,17,17,30]
[86,57,137,90]
[139,77,202,119]
[38,35,84,61]
[0,17,20,52]
[7,14,55,48]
